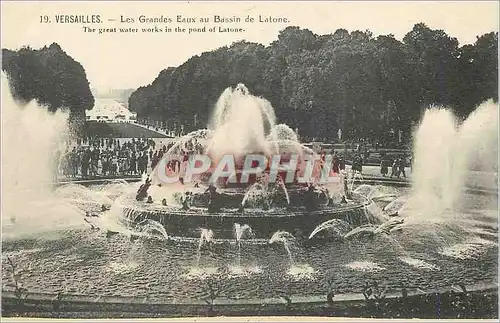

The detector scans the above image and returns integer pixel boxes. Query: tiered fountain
[1,73,498,316]
[121,84,385,240]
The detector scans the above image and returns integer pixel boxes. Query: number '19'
[40,15,50,23]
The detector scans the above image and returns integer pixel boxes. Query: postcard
[1,0,498,320]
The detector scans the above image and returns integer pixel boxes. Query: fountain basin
[2,282,497,318]
[2,180,497,316]
[122,193,381,240]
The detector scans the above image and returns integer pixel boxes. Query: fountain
[269,230,296,266]
[1,72,85,240]
[234,223,252,267]
[404,101,498,223]
[269,230,316,280]
[196,228,214,267]
[308,219,352,240]
[122,84,384,240]
[1,74,498,316]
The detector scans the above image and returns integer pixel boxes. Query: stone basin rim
[53,176,499,195]
[2,281,497,307]
[122,193,373,219]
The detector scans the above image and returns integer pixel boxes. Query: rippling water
[2,187,497,301]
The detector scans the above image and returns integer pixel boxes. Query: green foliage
[129,24,497,142]
[2,43,94,114]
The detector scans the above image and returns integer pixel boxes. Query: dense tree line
[130,23,498,143]
[2,43,94,132]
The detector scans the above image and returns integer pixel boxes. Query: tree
[2,43,94,133]
[128,24,497,143]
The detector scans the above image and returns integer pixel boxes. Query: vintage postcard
[1,0,498,320]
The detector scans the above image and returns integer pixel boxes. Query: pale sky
[2,1,498,91]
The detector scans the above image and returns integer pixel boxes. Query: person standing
[81,148,90,178]
[399,157,407,178]
[74,148,81,178]
[333,153,340,174]
[130,151,137,175]
[101,150,109,176]
[339,155,345,171]
[380,158,388,177]
[111,153,119,176]
[122,154,130,176]
[390,159,399,178]
[141,152,148,175]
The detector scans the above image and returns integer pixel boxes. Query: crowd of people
[57,135,412,181]
[57,136,208,180]
[58,137,173,179]
[319,151,347,174]
[380,156,410,178]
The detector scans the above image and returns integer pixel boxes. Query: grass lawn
[83,122,169,138]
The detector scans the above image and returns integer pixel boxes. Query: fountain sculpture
[122,84,386,239]
[1,73,498,312]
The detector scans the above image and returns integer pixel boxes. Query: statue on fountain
[305,184,320,211]
[206,184,221,213]
[136,177,152,201]
[269,176,289,208]
[123,84,384,239]
[182,192,192,210]
[343,174,352,200]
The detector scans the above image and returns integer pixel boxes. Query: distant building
[85,99,137,123]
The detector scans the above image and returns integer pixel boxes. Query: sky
[1,1,499,91]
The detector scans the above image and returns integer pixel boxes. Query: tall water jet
[234,223,252,267]
[196,228,214,267]
[269,231,295,267]
[412,107,459,210]
[275,176,291,205]
[453,100,499,191]
[127,83,376,242]
[268,123,299,143]
[410,101,498,219]
[207,83,276,162]
[267,123,299,154]
[241,183,270,209]
[1,72,84,240]
[270,230,316,280]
